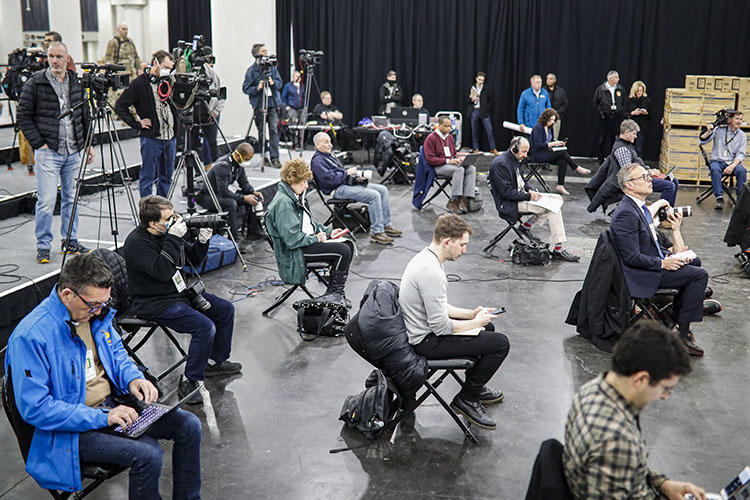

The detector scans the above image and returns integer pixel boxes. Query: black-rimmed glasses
[71,289,112,314]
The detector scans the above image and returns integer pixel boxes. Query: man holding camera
[5,253,202,498]
[700,110,747,210]
[310,131,401,245]
[197,142,262,248]
[610,163,708,356]
[242,43,283,169]
[17,41,95,264]
[115,50,177,198]
[124,196,242,404]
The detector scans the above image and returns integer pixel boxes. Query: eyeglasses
[71,288,112,314]
[626,172,651,182]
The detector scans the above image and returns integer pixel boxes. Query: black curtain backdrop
[276,0,750,159]
[167,0,212,54]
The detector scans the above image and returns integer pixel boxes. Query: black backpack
[339,369,401,439]
[293,298,348,341]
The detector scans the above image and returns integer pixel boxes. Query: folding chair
[90,248,187,383]
[523,161,551,193]
[417,146,453,209]
[484,176,531,255]
[696,144,737,205]
[261,218,330,317]
[309,179,369,235]
[2,363,126,499]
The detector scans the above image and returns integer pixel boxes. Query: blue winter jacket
[310,150,348,195]
[5,286,143,492]
[242,63,284,109]
[282,81,302,109]
[517,87,551,128]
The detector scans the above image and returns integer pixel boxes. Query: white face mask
[240,161,252,168]
[159,68,171,77]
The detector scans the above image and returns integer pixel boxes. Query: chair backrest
[90,248,131,315]
[524,438,573,500]
[1,366,35,464]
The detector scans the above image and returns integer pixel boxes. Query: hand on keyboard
[108,405,139,428]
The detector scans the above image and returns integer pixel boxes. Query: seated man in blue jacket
[310,131,402,245]
[489,137,579,262]
[5,253,202,498]
[610,163,708,357]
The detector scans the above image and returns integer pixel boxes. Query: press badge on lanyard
[172,271,187,292]
[444,146,451,158]
[85,349,96,381]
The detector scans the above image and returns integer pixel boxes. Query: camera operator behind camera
[115,50,178,198]
[124,195,242,404]
[242,43,283,169]
[16,41,95,264]
[700,109,747,210]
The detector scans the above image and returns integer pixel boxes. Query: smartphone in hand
[488,307,506,315]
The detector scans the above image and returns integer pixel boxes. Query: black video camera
[258,54,277,70]
[1,47,47,100]
[299,49,324,66]
[345,174,369,187]
[80,63,130,96]
[170,72,226,110]
[712,108,737,128]
[172,35,213,71]
[182,212,229,229]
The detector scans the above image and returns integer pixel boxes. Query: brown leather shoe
[681,332,704,357]
[384,226,402,237]
[490,149,499,155]
[458,197,469,213]
[446,199,462,214]
[370,232,394,245]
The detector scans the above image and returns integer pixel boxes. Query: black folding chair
[696,144,737,205]
[523,161,551,193]
[309,179,369,234]
[484,176,532,255]
[416,146,453,209]
[2,363,126,499]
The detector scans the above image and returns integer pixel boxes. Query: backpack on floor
[293,298,349,341]
[510,239,551,266]
[339,369,401,439]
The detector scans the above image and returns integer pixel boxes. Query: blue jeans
[253,105,279,160]
[334,182,391,234]
[154,293,235,381]
[470,109,496,150]
[79,406,201,500]
[34,148,81,250]
[710,160,747,199]
[139,137,176,198]
[651,177,679,206]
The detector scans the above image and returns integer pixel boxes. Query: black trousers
[302,240,353,273]
[196,192,245,238]
[201,122,219,163]
[597,114,621,163]
[659,257,709,325]
[536,150,578,185]
[412,323,510,402]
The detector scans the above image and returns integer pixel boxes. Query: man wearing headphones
[115,50,177,197]
[197,142,263,248]
[242,43,284,169]
[489,137,580,262]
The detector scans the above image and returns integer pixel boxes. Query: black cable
[0,218,33,236]
[0,473,30,498]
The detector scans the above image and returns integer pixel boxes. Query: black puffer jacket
[344,280,428,395]
[17,69,90,151]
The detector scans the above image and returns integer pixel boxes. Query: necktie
[641,205,665,259]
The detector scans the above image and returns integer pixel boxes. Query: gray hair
[607,70,619,79]
[620,119,640,134]
[313,131,329,146]
[47,41,68,54]
[617,163,643,190]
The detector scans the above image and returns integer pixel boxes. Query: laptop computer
[371,115,389,127]
[388,106,421,125]
[101,387,200,439]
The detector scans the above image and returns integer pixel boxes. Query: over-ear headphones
[511,136,521,154]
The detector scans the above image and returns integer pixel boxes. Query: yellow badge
[104,331,112,344]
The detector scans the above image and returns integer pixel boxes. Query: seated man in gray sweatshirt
[398,214,510,430]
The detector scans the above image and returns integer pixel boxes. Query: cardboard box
[684,75,750,94]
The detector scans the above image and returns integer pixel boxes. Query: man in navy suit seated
[610,163,708,356]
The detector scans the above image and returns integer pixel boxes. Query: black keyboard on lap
[112,404,170,438]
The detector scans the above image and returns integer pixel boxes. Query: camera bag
[183,234,237,275]
[293,298,349,341]
[509,239,551,266]
[333,206,371,233]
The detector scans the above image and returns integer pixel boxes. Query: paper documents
[528,193,563,214]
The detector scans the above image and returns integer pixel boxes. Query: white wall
[211,0,276,138]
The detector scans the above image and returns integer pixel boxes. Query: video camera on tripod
[299,49,324,67]
[169,36,226,111]
[1,47,46,100]
[80,63,130,97]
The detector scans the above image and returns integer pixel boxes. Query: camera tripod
[167,105,248,270]
[60,89,139,268]
[244,66,275,173]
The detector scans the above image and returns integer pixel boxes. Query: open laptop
[388,106,421,125]
[101,386,200,439]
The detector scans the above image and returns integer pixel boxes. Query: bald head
[236,142,254,157]
[116,23,129,39]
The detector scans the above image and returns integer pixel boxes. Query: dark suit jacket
[609,196,668,297]
[468,84,493,118]
[489,150,531,223]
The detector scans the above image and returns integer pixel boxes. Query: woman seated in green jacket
[265,158,353,307]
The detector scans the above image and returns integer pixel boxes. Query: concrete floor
[0,160,749,499]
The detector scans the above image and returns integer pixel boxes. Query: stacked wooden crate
[660,75,749,183]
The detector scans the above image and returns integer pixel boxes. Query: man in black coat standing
[17,41,95,264]
[593,70,626,163]
[545,73,568,138]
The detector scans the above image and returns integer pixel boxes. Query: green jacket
[266,182,332,284]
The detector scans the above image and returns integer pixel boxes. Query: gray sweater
[399,247,453,344]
